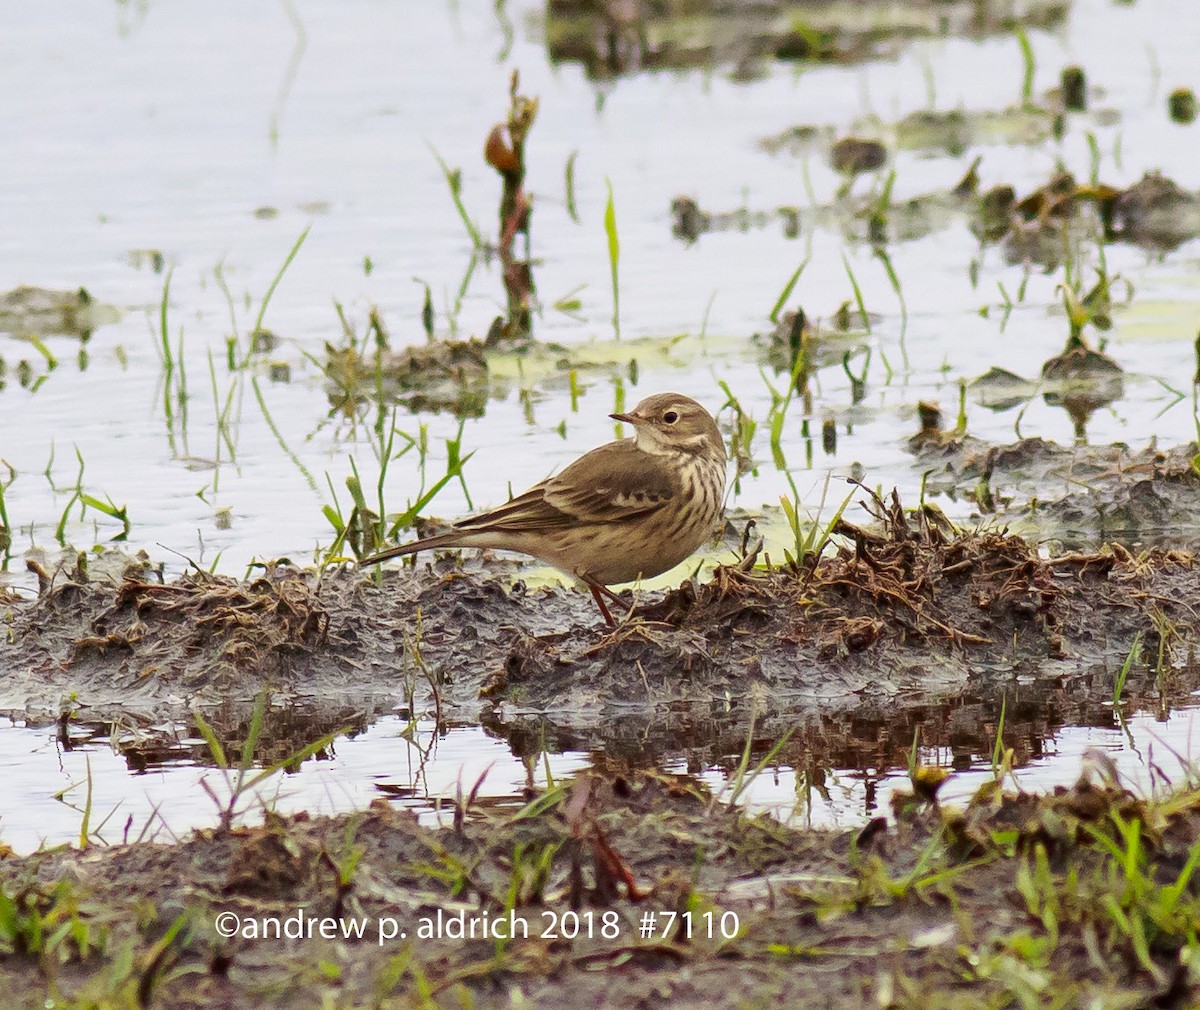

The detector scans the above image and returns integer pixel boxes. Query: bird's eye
[663,410,679,424]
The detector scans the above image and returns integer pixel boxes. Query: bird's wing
[453,441,675,533]
[543,441,676,522]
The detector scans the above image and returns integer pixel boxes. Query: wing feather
[453,440,675,533]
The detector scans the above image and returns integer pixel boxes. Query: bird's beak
[609,411,639,425]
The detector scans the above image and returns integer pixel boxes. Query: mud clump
[1110,171,1200,248]
[545,0,1070,79]
[29,560,326,677]
[0,285,120,339]
[323,334,488,418]
[478,488,1200,730]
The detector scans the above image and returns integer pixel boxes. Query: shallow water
[3,0,1200,852]
[2,700,1196,853]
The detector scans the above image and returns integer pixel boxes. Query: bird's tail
[360,531,465,565]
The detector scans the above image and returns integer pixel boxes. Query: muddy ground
[3,475,1200,759]
[1,768,1198,1008]
[4,476,1200,1006]
[4,471,1200,768]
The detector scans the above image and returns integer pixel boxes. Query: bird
[361,392,728,625]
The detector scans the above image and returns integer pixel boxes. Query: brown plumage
[362,392,727,624]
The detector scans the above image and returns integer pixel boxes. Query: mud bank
[1,770,1197,1008]
[3,490,1198,762]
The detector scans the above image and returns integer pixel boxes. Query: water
[2,702,1196,853]
[2,0,1200,852]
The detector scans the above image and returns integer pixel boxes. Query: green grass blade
[769,256,811,324]
[429,145,483,250]
[158,268,174,370]
[1016,27,1035,106]
[604,179,621,341]
[251,377,318,492]
[564,149,580,224]
[192,708,229,769]
[991,693,1008,775]
[251,225,311,348]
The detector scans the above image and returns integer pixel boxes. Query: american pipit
[362,392,727,625]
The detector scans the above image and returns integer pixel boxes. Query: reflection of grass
[874,243,909,371]
[415,279,434,341]
[1149,609,1176,699]
[251,376,317,493]
[248,225,310,360]
[722,718,794,808]
[991,692,1008,779]
[1113,632,1141,708]
[842,253,894,380]
[170,227,315,506]
[841,254,871,335]
[192,688,344,834]
[216,228,317,497]
[155,268,191,455]
[204,349,237,482]
[1112,632,1143,749]
[27,334,58,374]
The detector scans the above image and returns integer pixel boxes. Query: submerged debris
[1168,86,1197,125]
[1111,171,1200,248]
[323,335,488,417]
[671,162,1200,255]
[969,366,1038,411]
[830,136,887,176]
[0,285,120,339]
[1060,64,1087,111]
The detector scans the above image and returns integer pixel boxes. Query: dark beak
[609,411,637,424]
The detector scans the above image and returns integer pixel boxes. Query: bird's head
[611,393,725,460]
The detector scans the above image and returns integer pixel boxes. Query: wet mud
[913,436,1200,549]
[4,486,1199,774]
[1,768,1197,1008]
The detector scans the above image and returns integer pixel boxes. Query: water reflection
[3,686,1196,854]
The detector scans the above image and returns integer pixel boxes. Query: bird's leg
[588,583,616,626]
[579,573,636,626]
[596,582,631,608]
